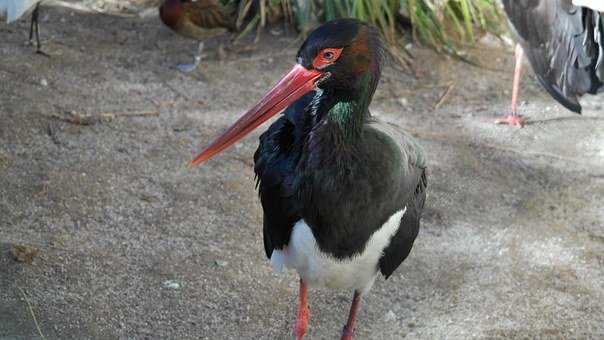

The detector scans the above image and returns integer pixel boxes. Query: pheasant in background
[159,0,239,72]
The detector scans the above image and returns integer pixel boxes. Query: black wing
[371,122,428,279]
[502,0,604,113]
[253,93,313,259]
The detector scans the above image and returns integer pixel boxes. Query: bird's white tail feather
[573,0,604,11]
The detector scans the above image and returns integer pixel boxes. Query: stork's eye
[312,48,343,69]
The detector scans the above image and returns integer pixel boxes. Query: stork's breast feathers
[270,208,406,293]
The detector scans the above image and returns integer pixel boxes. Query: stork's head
[296,19,383,105]
[190,19,384,166]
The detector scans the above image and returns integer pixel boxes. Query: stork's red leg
[294,279,310,340]
[341,291,362,340]
[510,44,524,116]
[496,43,526,127]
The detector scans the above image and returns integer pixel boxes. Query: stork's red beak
[189,64,322,167]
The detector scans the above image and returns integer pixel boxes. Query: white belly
[270,208,406,294]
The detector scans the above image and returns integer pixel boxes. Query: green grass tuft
[234,0,503,54]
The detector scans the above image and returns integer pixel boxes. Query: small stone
[214,260,228,267]
[10,244,39,264]
[40,78,48,87]
[163,280,181,290]
[479,33,501,47]
[384,310,397,322]
[398,98,408,107]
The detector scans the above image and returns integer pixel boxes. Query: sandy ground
[1,6,603,340]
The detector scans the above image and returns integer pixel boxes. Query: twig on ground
[17,286,46,340]
[11,244,40,264]
[434,82,455,110]
[164,81,194,102]
[98,111,159,119]
[47,110,159,125]
[46,122,61,145]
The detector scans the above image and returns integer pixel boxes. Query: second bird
[159,0,237,72]
[499,0,603,127]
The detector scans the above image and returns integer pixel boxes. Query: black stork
[498,0,603,127]
[159,0,238,72]
[189,19,428,340]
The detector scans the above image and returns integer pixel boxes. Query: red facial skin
[312,48,343,70]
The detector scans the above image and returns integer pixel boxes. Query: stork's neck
[316,73,376,140]
[326,101,366,138]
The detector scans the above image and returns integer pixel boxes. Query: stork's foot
[25,32,50,57]
[495,114,525,128]
[35,49,51,58]
[341,326,355,340]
